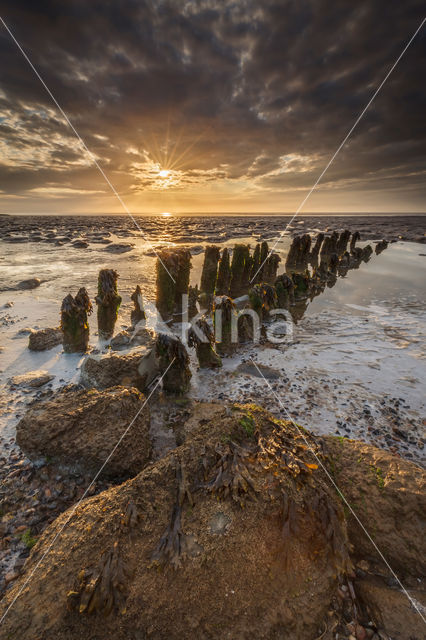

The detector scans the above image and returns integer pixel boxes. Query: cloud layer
[0,0,425,213]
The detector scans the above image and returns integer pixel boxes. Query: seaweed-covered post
[275,273,294,308]
[156,333,192,394]
[130,285,145,326]
[250,243,261,283]
[156,250,177,321]
[187,285,199,319]
[215,247,231,295]
[375,239,388,255]
[336,230,351,256]
[229,244,250,298]
[248,283,278,323]
[263,253,281,284]
[310,232,324,260]
[200,246,220,296]
[349,231,360,253]
[291,271,311,299]
[61,287,93,353]
[188,317,222,368]
[213,295,238,355]
[174,248,192,315]
[96,269,121,340]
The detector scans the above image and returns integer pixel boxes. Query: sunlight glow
[158,169,170,178]
[160,211,172,217]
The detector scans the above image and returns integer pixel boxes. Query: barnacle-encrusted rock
[156,333,192,393]
[188,317,222,368]
[215,247,231,295]
[16,386,151,477]
[28,327,63,351]
[60,287,93,353]
[130,285,145,326]
[96,269,122,340]
[2,403,424,640]
[81,341,157,391]
[200,245,220,296]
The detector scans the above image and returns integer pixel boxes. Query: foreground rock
[1,404,348,639]
[28,327,62,351]
[323,435,426,577]
[16,386,151,478]
[80,343,158,391]
[9,370,54,388]
[2,404,424,639]
[16,277,41,290]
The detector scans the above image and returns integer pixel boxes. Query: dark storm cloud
[0,0,425,209]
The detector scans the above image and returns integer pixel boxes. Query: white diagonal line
[0,16,175,283]
[251,15,426,283]
[248,357,426,624]
[0,357,175,624]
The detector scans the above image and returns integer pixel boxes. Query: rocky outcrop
[16,386,151,478]
[80,344,158,392]
[28,327,62,351]
[323,436,426,577]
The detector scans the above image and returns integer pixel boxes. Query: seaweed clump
[96,269,122,340]
[151,459,194,568]
[205,440,257,506]
[60,287,93,353]
[67,500,138,616]
[156,333,192,393]
[188,317,222,368]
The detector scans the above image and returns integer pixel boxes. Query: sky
[0,0,425,215]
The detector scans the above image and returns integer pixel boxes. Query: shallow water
[0,215,425,463]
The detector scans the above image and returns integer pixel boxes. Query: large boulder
[28,327,63,351]
[80,343,158,391]
[3,405,424,640]
[16,386,151,478]
[1,404,353,640]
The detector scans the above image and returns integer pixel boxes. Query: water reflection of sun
[160,211,172,217]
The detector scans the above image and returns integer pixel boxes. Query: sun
[158,169,170,178]
[160,211,172,217]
